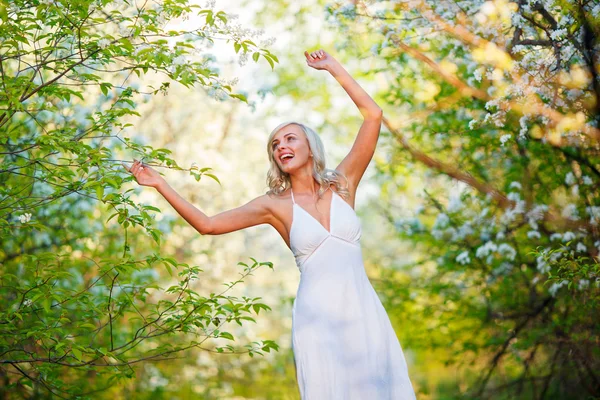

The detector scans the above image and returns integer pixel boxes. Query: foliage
[0,0,279,397]
[323,0,600,398]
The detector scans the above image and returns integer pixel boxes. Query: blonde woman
[125,49,417,399]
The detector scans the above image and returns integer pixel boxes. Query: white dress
[290,187,417,399]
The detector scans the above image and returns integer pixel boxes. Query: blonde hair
[265,121,350,200]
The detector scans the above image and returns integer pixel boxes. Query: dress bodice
[290,187,362,268]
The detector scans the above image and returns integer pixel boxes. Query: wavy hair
[266,121,350,201]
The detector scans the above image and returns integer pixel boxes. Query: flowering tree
[321,0,600,398]
[0,0,279,397]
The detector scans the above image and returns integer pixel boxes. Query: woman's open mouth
[280,153,294,164]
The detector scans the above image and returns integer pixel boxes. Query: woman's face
[270,124,311,173]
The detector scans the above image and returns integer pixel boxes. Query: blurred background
[1,0,599,399]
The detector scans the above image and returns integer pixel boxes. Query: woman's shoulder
[259,189,293,210]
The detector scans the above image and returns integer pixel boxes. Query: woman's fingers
[128,160,147,179]
[305,49,326,61]
[130,161,140,175]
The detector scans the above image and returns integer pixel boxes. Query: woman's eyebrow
[272,132,295,144]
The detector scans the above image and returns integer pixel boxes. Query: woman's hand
[122,159,165,189]
[304,49,339,71]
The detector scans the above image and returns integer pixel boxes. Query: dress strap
[290,188,296,204]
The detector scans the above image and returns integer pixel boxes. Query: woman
[125,49,417,399]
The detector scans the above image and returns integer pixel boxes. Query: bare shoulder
[261,190,293,233]
[263,189,292,212]
[246,193,276,217]
[253,190,290,218]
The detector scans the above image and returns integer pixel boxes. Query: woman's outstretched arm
[305,49,383,194]
[123,160,272,235]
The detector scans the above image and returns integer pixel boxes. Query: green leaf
[96,185,104,201]
[164,261,173,276]
[205,173,220,185]
[229,93,247,102]
[252,52,260,62]
[265,56,274,70]
[72,347,82,361]
[100,83,112,96]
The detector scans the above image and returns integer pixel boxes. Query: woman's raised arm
[304,49,383,194]
[123,160,272,235]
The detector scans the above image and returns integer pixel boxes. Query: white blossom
[536,254,550,274]
[550,28,567,40]
[453,223,474,241]
[519,115,529,137]
[500,134,511,146]
[476,240,497,260]
[493,262,513,275]
[172,55,187,66]
[507,192,520,201]
[260,36,277,47]
[576,242,587,252]
[527,230,541,239]
[571,184,579,197]
[485,99,499,111]
[586,206,600,225]
[447,192,463,212]
[500,199,525,225]
[527,204,548,230]
[498,243,516,261]
[565,171,576,186]
[433,212,450,229]
[582,175,593,185]
[578,279,589,290]
[118,23,130,37]
[548,279,568,296]
[133,44,151,56]
[549,232,563,241]
[562,231,576,242]
[509,181,522,190]
[456,250,471,265]
[238,52,248,67]
[98,38,111,49]
[561,203,579,220]
[19,213,32,223]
